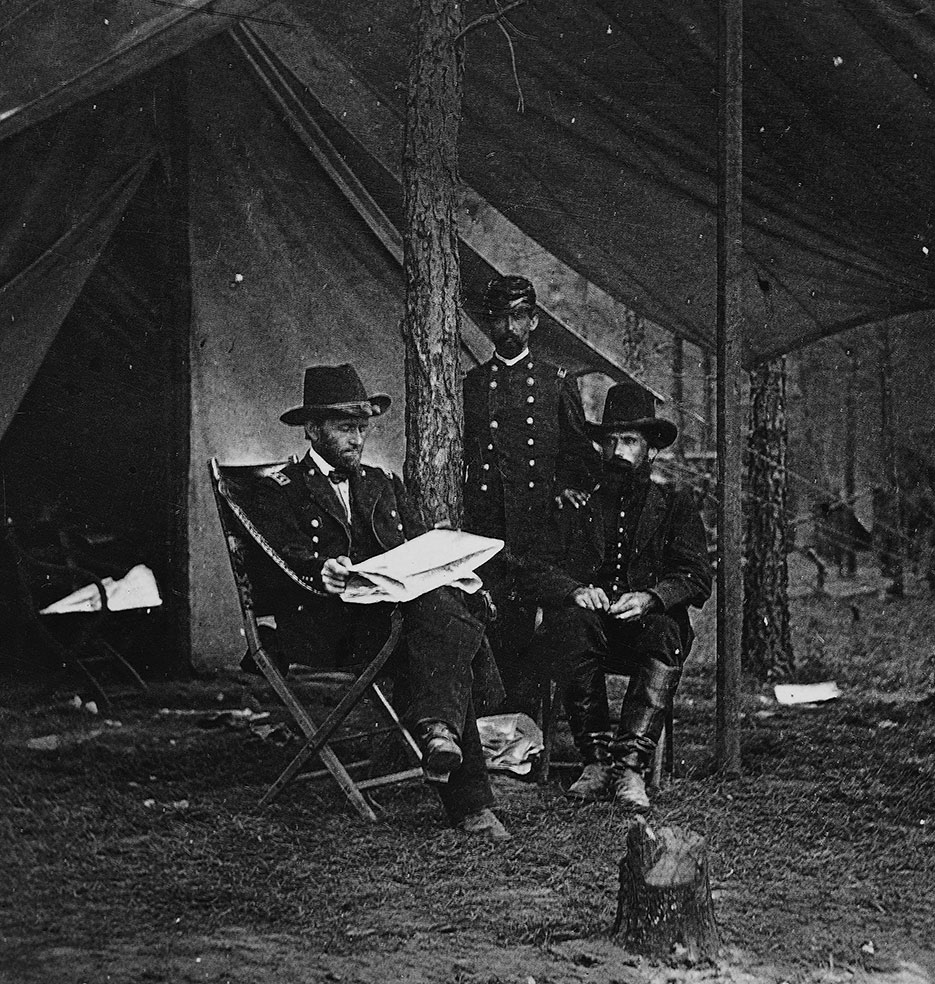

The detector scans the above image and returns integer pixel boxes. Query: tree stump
[612,817,719,962]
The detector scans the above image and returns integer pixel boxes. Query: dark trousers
[528,607,688,762]
[277,586,494,824]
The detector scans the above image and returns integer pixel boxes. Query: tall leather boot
[566,731,613,801]
[610,660,682,811]
[560,654,614,801]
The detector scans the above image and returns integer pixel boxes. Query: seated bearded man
[526,379,712,810]
[239,362,509,840]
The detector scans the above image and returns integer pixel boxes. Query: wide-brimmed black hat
[280,363,391,426]
[481,274,537,316]
[586,378,678,449]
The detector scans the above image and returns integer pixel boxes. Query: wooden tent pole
[715,0,744,773]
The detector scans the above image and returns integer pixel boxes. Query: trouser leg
[400,586,484,738]
[434,697,496,824]
[530,606,613,763]
[606,614,684,773]
[398,587,497,823]
[489,596,542,719]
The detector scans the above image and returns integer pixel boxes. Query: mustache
[605,457,636,473]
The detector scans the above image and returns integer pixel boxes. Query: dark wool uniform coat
[527,478,713,652]
[462,354,599,556]
[219,454,425,665]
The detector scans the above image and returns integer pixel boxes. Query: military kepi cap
[280,363,391,425]
[482,274,537,315]
[586,378,678,449]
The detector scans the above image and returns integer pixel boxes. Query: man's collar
[306,446,343,479]
[494,347,530,367]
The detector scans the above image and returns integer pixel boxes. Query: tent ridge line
[0,1,264,141]
[249,20,696,397]
[233,24,491,366]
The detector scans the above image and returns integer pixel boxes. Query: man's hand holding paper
[339,529,504,604]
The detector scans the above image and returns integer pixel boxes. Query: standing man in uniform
[462,275,600,706]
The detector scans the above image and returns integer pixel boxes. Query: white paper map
[341,529,504,604]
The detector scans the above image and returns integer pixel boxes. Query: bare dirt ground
[2,560,934,984]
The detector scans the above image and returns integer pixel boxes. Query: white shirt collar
[494,347,530,367]
[307,446,343,480]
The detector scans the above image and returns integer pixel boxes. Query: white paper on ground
[341,529,504,604]
[773,681,841,705]
[40,564,162,614]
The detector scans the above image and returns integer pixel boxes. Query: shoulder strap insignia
[269,471,291,486]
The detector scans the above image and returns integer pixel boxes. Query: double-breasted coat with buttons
[462,355,599,557]
[526,477,713,653]
[220,451,500,823]
[220,454,424,666]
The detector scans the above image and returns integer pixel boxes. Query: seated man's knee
[412,585,484,631]
[638,612,687,667]
[543,603,603,639]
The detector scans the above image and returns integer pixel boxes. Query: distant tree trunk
[671,337,686,463]
[702,349,714,456]
[743,357,794,681]
[402,0,465,527]
[877,325,904,595]
[842,348,858,577]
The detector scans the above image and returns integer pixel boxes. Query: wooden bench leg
[538,678,557,784]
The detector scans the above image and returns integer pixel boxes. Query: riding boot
[566,731,613,801]
[560,651,612,750]
[610,659,682,810]
[559,653,614,801]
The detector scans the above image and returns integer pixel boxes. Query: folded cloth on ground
[40,564,162,614]
[341,529,503,604]
[477,712,544,776]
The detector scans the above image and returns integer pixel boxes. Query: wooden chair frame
[209,458,424,821]
[2,518,149,713]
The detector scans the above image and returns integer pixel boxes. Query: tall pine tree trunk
[402,0,465,526]
[743,357,794,681]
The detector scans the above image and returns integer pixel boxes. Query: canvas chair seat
[209,457,424,821]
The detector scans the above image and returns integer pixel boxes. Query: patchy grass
[1,584,934,983]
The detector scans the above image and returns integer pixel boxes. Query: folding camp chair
[1,518,149,713]
[209,458,425,822]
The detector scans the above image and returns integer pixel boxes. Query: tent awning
[3,0,935,363]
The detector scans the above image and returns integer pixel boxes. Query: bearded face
[305,415,371,470]
[488,309,538,360]
[601,429,649,474]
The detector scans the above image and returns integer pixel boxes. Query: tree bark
[612,818,719,962]
[842,348,858,577]
[401,0,465,527]
[671,337,685,462]
[876,325,904,594]
[743,356,794,681]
